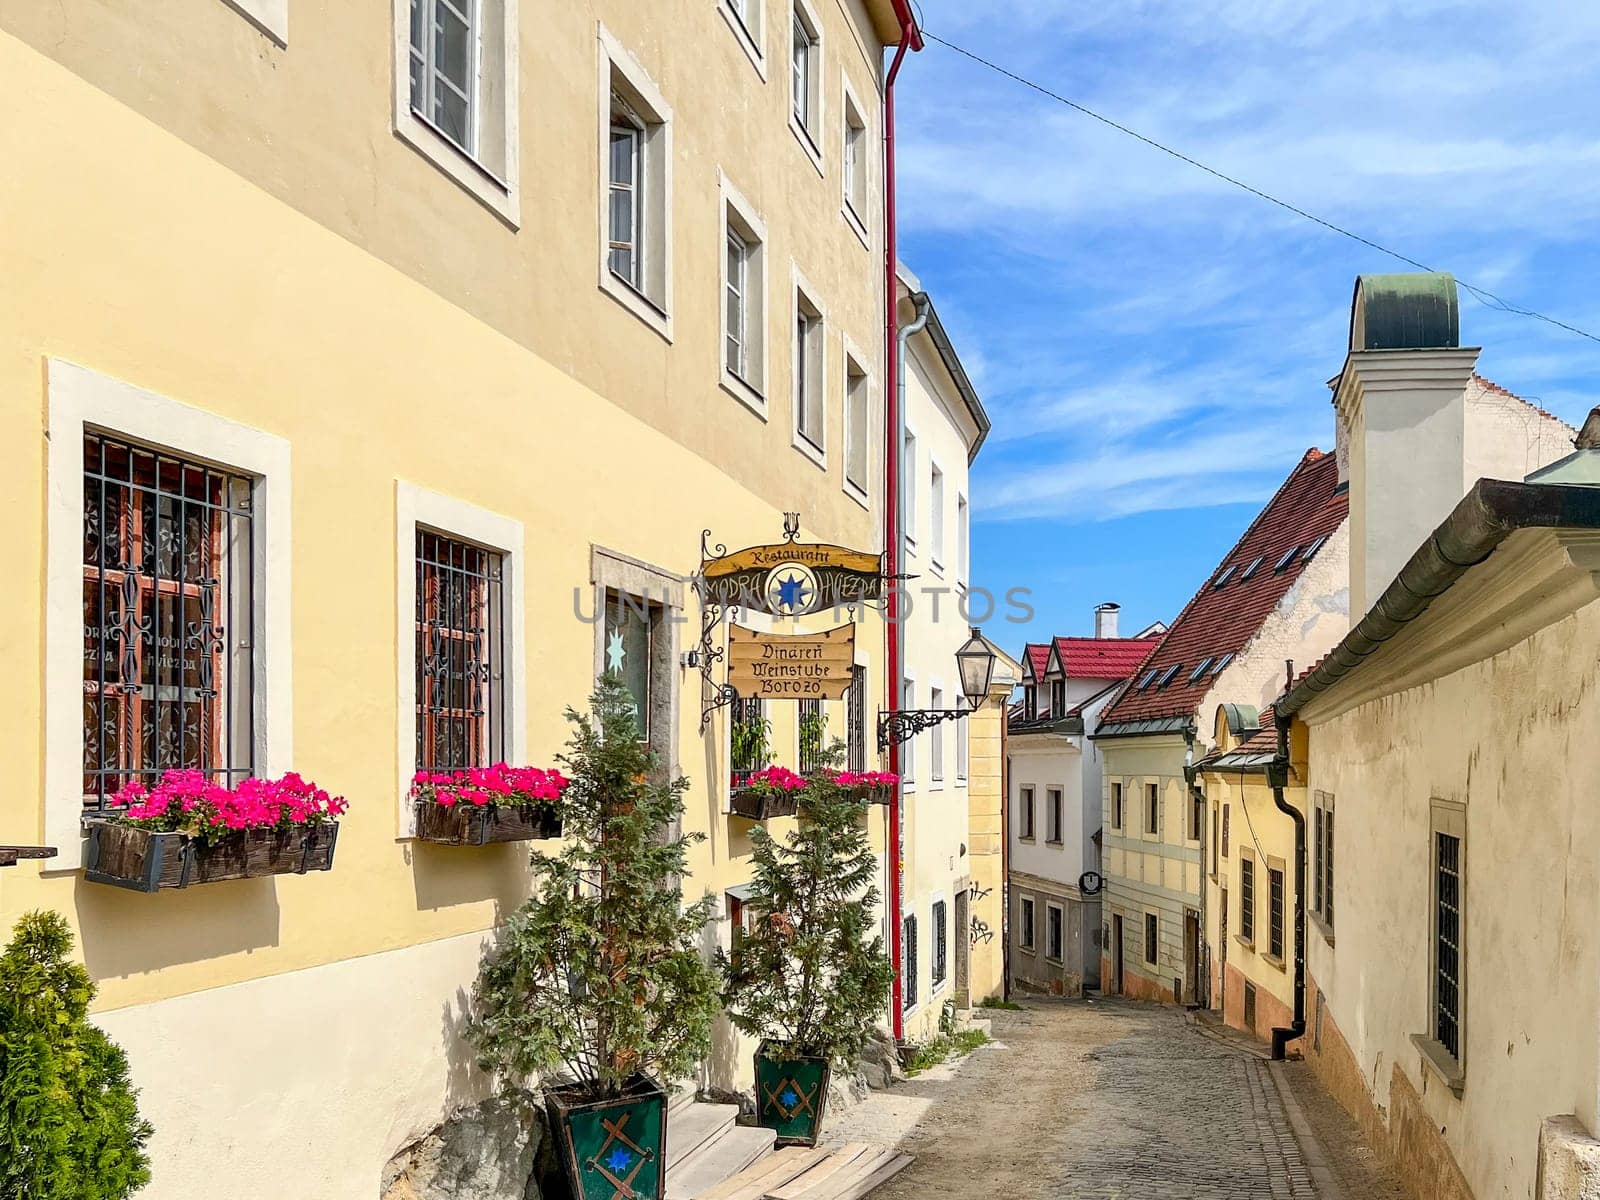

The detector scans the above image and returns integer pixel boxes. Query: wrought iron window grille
[416,529,508,773]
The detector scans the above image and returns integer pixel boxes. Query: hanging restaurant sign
[728,624,857,700]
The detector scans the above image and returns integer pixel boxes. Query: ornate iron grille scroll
[416,530,507,772]
[82,433,255,810]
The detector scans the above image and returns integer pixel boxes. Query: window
[1188,788,1202,842]
[1046,904,1064,962]
[1274,546,1301,572]
[1239,556,1265,581]
[730,694,769,774]
[1019,786,1035,840]
[1112,782,1123,830]
[1146,783,1159,836]
[900,678,916,784]
[1302,535,1329,563]
[1050,679,1066,716]
[1189,658,1215,682]
[957,494,970,588]
[902,913,918,1010]
[794,283,825,456]
[81,433,256,809]
[1019,897,1035,951]
[1211,803,1219,875]
[722,0,764,71]
[842,89,868,234]
[1137,669,1158,691]
[1023,684,1037,720]
[1046,788,1062,843]
[1144,912,1158,965]
[1213,565,1236,588]
[930,463,946,569]
[902,429,917,554]
[599,33,672,330]
[721,178,768,408]
[1156,664,1182,688]
[1430,800,1465,1066]
[956,707,968,781]
[789,1,821,162]
[1244,981,1257,1032]
[727,889,757,968]
[394,0,518,223]
[1222,803,1230,856]
[798,698,825,774]
[1210,653,1235,677]
[417,530,509,771]
[932,899,948,987]
[846,665,866,772]
[225,0,287,44]
[1268,865,1285,959]
[1314,790,1335,929]
[1240,855,1256,944]
[929,686,945,782]
[844,352,871,500]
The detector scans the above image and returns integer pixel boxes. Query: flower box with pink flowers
[84,771,346,893]
[728,765,808,821]
[827,770,899,806]
[411,765,568,846]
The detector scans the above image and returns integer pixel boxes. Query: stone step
[665,1123,777,1200]
[667,1100,740,1171]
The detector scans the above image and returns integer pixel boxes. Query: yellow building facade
[0,1,917,1193]
[1197,707,1308,1045]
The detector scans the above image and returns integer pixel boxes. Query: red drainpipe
[883,0,921,1042]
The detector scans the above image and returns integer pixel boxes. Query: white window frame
[392,0,520,227]
[791,265,827,466]
[720,0,766,77]
[719,173,769,415]
[1019,785,1036,841]
[45,360,293,870]
[1047,786,1063,844]
[1019,895,1036,952]
[597,25,674,341]
[900,674,916,788]
[1045,901,1065,963]
[396,482,527,837]
[842,337,872,509]
[840,73,870,247]
[929,458,946,574]
[956,701,968,782]
[902,426,918,556]
[222,0,288,44]
[957,492,970,590]
[928,683,945,786]
[788,0,824,175]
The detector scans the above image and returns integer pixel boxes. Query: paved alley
[822,999,1408,1200]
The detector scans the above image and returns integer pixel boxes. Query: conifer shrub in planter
[468,680,720,1200]
[411,764,568,846]
[720,753,894,1147]
[0,910,153,1198]
[84,770,346,892]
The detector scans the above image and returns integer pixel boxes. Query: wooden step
[665,1124,777,1200]
[781,1149,912,1200]
[689,1145,914,1200]
[764,1144,875,1198]
[667,1100,739,1171]
[694,1147,830,1200]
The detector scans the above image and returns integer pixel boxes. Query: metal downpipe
[1269,699,1307,1060]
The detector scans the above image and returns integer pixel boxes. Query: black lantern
[955,627,996,710]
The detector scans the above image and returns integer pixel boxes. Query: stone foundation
[1218,963,1296,1047]
[1538,1116,1600,1199]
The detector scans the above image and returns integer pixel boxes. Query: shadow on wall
[74,874,280,979]
[439,981,492,1114]
[409,841,532,913]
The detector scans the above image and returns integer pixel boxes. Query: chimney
[1095,602,1120,639]
[1337,273,1480,619]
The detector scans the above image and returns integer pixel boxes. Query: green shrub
[979,996,1023,1011]
[0,910,153,1199]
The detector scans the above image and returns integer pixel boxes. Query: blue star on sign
[781,1088,800,1109]
[775,572,812,612]
[605,1147,634,1174]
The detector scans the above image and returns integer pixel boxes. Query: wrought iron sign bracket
[877,707,971,752]
[0,845,58,868]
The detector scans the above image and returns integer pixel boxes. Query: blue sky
[894,0,1600,655]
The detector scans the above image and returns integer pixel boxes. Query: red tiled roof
[1051,635,1163,680]
[1472,373,1575,432]
[1101,449,1349,728]
[1023,643,1051,681]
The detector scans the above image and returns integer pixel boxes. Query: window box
[729,786,801,822]
[83,819,339,893]
[415,800,561,846]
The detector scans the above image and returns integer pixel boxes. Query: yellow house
[1197,705,1308,1047]
[0,0,923,1194]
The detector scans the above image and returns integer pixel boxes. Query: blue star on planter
[605,1147,634,1174]
[781,1087,800,1110]
[775,572,812,612]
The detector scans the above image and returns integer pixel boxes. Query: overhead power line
[920,30,1600,347]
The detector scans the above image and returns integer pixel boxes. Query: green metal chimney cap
[1349,273,1460,352]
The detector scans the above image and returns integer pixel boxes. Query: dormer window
[1024,684,1037,720]
[1050,680,1065,715]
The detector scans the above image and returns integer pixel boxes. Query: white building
[1007,608,1162,995]
[895,271,991,1039]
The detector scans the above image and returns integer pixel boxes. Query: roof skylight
[1213,565,1237,588]
[1273,546,1301,572]
[1156,664,1183,688]
[1189,658,1215,682]
[1238,556,1265,581]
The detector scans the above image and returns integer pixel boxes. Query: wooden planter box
[840,784,894,806]
[83,819,339,893]
[754,1042,832,1147]
[414,801,562,846]
[729,788,801,821]
[547,1072,667,1200]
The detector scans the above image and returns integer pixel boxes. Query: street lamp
[878,626,998,751]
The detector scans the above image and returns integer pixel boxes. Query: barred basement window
[902,913,918,1010]
[1268,866,1285,959]
[82,433,256,809]
[416,530,508,772]
[1434,827,1463,1060]
[846,665,865,772]
[932,899,948,986]
[1240,856,1256,943]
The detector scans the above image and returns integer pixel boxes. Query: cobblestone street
[823,999,1408,1199]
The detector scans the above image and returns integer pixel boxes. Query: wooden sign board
[728,624,856,700]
